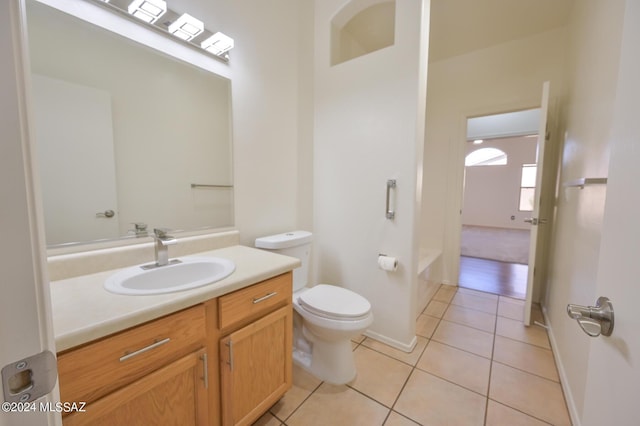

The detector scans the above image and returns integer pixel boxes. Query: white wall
[422,27,569,284]
[314,0,429,350]
[543,1,625,423]
[196,0,313,245]
[462,136,538,230]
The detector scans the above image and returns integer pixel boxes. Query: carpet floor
[460,225,530,265]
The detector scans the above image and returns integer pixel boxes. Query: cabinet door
[220,306,292,426]
[63,349,209,426]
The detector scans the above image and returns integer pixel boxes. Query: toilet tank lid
[255,230,313,249]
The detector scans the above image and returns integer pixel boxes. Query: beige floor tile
[286,383,389,426]
[432,286,456,303]
[253,411,282,426]
[416,341,491,395]
[493,336,559,381]
[432,320,494,358]
[499,295,525,305]
[496,316,550,349]
[451,292,498,314]
[384,411,421,425]
[490,362,571,426]
[457,287,499,301]
[394,369,486,426]
[424,300,448,318]
[350,346,413,407]
[352,334,366,344]
[362,336,429,366]
[443,304,496,333]
[416,314,440,338]
[269,364,322,420]
[498,297,525,321]
[485,400,549,426]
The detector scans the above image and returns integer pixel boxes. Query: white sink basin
[104,257,235,295]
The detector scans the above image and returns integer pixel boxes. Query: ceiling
[428,0,575,62]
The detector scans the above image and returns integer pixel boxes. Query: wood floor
[458,256,528,299]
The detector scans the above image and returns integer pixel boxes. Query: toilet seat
[298,284,371,320]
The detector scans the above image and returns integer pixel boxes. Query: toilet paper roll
[378,255,398,272]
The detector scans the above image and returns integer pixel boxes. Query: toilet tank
[255,231,312,292]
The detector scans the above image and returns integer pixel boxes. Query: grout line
[484,292,500,426]
[449,301,498,316]
[272,376,324,424]
[496,333,553,352]
[280,285,565,426]
[487,398,555,425]
[490,359,561,384]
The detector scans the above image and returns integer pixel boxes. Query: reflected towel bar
[563,178,607,189]
[191,183,234,188]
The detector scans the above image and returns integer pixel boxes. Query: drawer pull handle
[226,340,234,371]
[119,337,170,362]
[201,353,209,389]
[253,292,278,304]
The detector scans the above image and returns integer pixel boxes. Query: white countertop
[50,245,300,352]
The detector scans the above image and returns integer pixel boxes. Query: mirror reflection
[26,1,234,247]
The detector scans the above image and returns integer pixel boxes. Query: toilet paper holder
[377,253,399,271]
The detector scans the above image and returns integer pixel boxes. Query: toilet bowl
[255,231,374,384]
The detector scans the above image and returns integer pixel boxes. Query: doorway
[458,109,540,299]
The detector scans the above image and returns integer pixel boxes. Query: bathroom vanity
[50,243,298,426]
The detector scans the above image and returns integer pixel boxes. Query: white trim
[542,305,582,426]
[363,330,418,354]
[445,97,544,286]
[2,1,59,424]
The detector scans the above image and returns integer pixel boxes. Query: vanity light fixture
[168,13,204,41]
[200,32,234,56]
[127,0,167,24]
[89,0,233,61]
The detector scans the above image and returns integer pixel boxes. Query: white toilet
[255,231,373,385]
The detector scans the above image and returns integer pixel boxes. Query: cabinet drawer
[219,273,292,331]
[58,305,205,405]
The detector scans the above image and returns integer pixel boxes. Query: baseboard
[363,330,417,353]
[542,306,582,426]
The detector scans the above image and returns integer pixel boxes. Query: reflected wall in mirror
[26,1,234,247]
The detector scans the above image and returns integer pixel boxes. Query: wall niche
[331,0,396,66]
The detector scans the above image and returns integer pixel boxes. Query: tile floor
[255,285,571,426]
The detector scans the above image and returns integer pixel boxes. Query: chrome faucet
[152,228,177,267]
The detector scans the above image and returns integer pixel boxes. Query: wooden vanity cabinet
[215,272,293,426]
[63,348,209,426]
[58,305,209,425]
[57,272,293,426]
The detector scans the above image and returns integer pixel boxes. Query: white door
[1,1,59,425]
[31,74,119,246]
[581,2,640,422]
[523,81,551,325]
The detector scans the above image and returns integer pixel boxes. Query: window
[465,148,507,167]
[519,164,537,211]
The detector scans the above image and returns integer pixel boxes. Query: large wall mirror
[26,0,234,248]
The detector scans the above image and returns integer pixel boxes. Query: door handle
[567,297,614,337]
[524,217,548,225]
[96,209,115,218]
